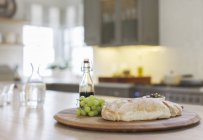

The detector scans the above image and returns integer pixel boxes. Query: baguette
[101,98,182,121]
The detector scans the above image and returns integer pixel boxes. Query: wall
[0,46,23,67]
[159,0,203,79]
[14,0,25,19]
[93,0,203,83]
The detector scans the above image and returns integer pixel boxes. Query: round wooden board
[54,108,200,132]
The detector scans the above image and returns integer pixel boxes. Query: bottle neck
[82,70,92,80]
[80,60,93,78]
[83,68,91,73]
[81,66,93,81]
[81,61,92,72]
[28,64,43,83]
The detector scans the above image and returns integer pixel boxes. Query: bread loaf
[101,98,182,121]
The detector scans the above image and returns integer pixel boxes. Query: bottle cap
[81,59,92,71]
[83,58,89,63]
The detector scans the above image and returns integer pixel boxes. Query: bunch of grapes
[76,95,105,117]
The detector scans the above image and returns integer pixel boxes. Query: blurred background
[1,0,203,104]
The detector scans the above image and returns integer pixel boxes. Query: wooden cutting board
[54,108,200,132]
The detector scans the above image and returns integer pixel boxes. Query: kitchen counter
[46,82,135,98]
[0,90,202,140]
[46,82,203,105]
[46,82,203,95]
[133,85,203,105]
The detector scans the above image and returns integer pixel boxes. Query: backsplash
[93,45,203,84]
[93,46,169,83]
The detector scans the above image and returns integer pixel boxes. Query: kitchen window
[23,0,92,78]
[23,25,93,77]
[64,26,93,76]
[23,25,54,77]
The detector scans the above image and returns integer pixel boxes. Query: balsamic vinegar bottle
[79,59,95,97]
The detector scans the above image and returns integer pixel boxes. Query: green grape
[96,106,102,112]
[89,95,96,100]
[93,100,99,106]
[93,110,98,116]
[99,99,105,106]
[84,106,91,113]
[83,103,87,107]
[88,111,95,117]
[87,100,94,107]
[83,98,89,103]
[81,109,87,116]
[80,100,85,107]
[76,96,105,117]
[91,105,96,110]
[76,108,81,116]
[80,96,85,101]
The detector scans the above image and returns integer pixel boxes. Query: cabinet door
[120,0,139,44]
[138,0,159,45]
[120,0,159,45]
[100,0,117,45]
[84,0,101,45]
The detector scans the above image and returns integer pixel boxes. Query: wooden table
[0,90,202,140]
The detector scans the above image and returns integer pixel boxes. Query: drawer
[95,87,130,97]
[165,93,203,105]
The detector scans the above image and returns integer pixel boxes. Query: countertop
[0,90,202,140]
[46,82,203,95]
[45,78,203,93]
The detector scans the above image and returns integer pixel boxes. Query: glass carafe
[25,64,46,108]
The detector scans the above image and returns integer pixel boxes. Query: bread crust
[102,98,183,121]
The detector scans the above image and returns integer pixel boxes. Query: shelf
[0,17,27,25]
[98,77,151,85]
[0,43,24,48]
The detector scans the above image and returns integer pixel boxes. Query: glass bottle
[79,59,94,97]
[25,63,46,108]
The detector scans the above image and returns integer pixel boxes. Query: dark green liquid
[80,92,94,97]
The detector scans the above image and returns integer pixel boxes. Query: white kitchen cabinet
[84,0,159,46]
